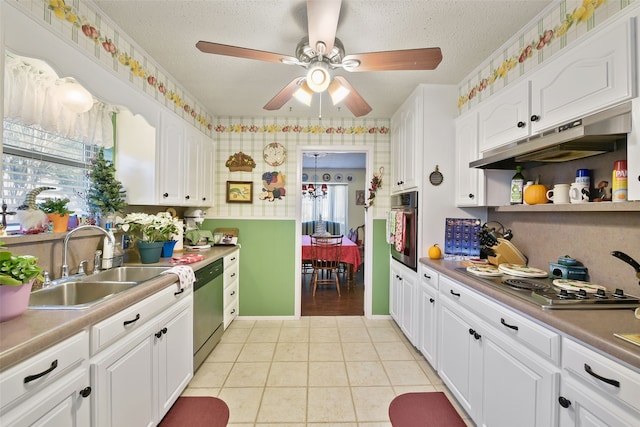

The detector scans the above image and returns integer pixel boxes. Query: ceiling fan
[196,0,442,117]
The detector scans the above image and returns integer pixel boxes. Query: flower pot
[161,240,177,258]
[137,241,165,264]
[48,213,70,233]
[0,280,34,322]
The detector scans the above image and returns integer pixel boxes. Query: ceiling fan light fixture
[306,61,331,93]
[328,78,350,104]
[293,80,313,106]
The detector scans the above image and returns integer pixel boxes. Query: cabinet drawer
[440,276,560,363]
[0,331,88,412]
[420,265,439,290]
[224,263,239,285]
[224,251,239,270]
[224,299,238,329]
[224,280,238,307]
[563,338,640,413]
[91,283,180,354]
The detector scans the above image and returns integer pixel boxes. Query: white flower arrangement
[116,212,180,243]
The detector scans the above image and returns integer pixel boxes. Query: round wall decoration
[429,165,444,186]
[334,173,343,182]
[322,173,331,181]
[263,142,287,166]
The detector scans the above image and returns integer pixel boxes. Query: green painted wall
[202,218,390,316]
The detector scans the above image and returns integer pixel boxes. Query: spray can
[612,160,627,202]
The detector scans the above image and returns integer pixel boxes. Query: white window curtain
[3,55,116,148]
[302,184,348,234]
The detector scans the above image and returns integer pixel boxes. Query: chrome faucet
[62,225,114,278]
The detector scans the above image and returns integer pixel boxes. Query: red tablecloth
[301,235,362,272]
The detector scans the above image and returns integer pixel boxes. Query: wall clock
[263,142,286,166]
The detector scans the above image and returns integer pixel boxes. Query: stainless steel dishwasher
[193,258,224,370]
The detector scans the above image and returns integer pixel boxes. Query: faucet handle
[94,250,102,274]
[78,259,90,275]
[42,271,51,288]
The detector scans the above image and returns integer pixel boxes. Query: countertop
[419,257,640,371]
[0,246,238,372]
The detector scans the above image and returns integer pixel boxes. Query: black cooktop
[455,268,640,310]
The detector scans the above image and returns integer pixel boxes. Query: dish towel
[386,210,396,244]
[170,254,205,265]
[395,211,405,252]
[162,265,196,291]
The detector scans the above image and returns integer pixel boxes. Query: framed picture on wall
[356,190,365,206]
[226,181,253,203]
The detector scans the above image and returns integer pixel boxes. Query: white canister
[522,181,533,205]
[173,219,184,251]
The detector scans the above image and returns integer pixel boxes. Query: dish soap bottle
[510,165,525,205]
[102,226,115,270]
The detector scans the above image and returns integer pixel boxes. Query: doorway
[294,145,374,318]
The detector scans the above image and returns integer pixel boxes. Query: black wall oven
[390,191,418,271]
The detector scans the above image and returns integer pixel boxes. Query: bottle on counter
[612,160,627,202]
[102,226,115,270]
[510,165,525,205]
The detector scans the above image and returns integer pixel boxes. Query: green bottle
[510,165,525,205]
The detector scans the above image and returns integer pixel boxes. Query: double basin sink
[29,266,171,310]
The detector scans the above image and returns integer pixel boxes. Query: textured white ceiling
[93,0,552,119]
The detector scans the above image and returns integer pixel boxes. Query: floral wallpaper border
[213,124,389,135]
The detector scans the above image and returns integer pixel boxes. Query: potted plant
[38,197,73,232]
[116,212,180,263]
[87,148,127,225]
[0,243,44,322]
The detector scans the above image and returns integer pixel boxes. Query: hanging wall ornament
[225,152,256,172]
[364,167,384,209]
[259,171,286,201]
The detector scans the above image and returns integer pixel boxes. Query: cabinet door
[438,301,476,416]
[481,333,559,427]
[158,303,193,419]
[401,98,420,190]
[418,283,438,368]
[400,271,417,344]
[455,112,484,206]
[199,140,215,206]
[530,19,634,134]
[391,111,405,193]
[92,331,156,427]
[478,80,531,153]
[629,99,640,201]
[158,112,185,205]
[183,128,201,206]
[389,264,402,322]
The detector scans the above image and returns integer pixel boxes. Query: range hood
[470,102,631,169]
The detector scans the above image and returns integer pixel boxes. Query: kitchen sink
[29,281,139,310]
[82,266,171,283]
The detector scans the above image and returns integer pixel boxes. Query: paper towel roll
[174,220,184,251]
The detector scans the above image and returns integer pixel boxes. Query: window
[2,120,99,226]
[301,184,348,234]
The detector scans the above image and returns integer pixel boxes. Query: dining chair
[310,235,343,296]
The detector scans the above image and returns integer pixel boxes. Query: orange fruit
[428,244,442,260]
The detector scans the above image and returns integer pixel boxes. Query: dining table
[301,235,362,286]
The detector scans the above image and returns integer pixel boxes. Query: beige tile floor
[183,316,475,427]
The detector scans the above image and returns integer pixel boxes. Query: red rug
[159,396,229,427]
[389,392,467,427]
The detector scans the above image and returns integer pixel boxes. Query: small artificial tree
[86,148,127,217]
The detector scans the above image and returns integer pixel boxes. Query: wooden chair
[310,235,343,296]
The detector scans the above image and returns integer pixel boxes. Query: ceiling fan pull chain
[318,92,322,120]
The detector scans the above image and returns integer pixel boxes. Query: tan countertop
[0,246,238,372]
[419,257,640,372]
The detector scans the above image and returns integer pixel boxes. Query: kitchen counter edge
[0,246,238,372]
[419,257,640,371]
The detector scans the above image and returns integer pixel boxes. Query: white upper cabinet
[391,87,423,194]
[530,18,635,134]
[455,112,484,206]
[478,80,531,153]
[158,111,187,205]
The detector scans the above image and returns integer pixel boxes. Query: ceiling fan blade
[343,47,443,72]
[307,0,341,54]
[196,41,296,64]
[334,76,371,117]
[263,78,304,110]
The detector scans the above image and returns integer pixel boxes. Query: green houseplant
[87,148,127,220]
[0,243,44,322]
[38,197,73,232]
[116,212,180,263]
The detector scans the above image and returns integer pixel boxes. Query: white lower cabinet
[0,332,91,427]
[438,275,560,427]
[91,294,193,427]
[223,249,240,329]
[558,338,640,426]
[390,261,418,346]
[417,265,438,368]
